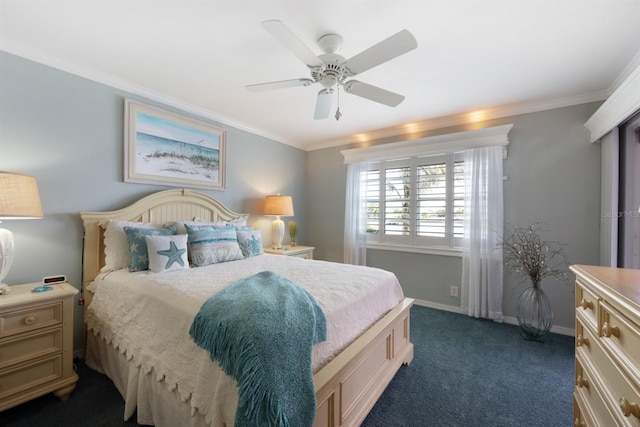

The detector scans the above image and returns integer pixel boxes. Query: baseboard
[412,299,576,337]
[413,299,465,314]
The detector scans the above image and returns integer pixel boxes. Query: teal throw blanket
[189,271,326,427]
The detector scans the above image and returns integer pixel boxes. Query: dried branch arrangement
[499,223,571,288]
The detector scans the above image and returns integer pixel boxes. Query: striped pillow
[186,225,244,267]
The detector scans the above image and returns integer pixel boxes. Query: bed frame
[81,188,414,427]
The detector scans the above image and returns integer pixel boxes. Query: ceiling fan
[246,20,418,120]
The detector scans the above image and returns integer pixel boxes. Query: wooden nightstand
[0,282,79,411]
[264,245,315,259]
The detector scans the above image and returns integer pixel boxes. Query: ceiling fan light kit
[246,20,417,120]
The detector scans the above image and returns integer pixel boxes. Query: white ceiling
[2,1,640,151]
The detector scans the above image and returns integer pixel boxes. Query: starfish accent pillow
[145,234,190,273]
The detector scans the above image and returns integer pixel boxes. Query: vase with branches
[499,222,571,340]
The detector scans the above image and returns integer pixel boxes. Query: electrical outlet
[450,286,459,297]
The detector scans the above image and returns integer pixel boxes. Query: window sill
[366,243,463,257]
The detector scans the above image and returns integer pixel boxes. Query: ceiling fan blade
[246,78,313,92]
[314,89,335,120]
[344,30,417,75]
[262,20,324,68]
[343,80,405,107]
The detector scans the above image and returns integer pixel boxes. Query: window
[366,152,464,250]
[342,124,512,262]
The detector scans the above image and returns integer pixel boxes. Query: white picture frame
[124,99,226,191]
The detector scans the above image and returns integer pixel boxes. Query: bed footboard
[313,298,414,427]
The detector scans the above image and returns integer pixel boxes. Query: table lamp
[0,172,43,294]
[264,194,294,249]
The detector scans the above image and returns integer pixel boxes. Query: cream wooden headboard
[80,189,245,307]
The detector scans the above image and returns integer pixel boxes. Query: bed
[80,188,413,427]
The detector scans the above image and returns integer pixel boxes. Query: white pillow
[145,234,189,273]
[102,220,160,272]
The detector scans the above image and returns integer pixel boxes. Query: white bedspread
[85,254,404,426]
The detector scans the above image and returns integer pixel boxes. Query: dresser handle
[576,375,589,389]
[576,334,589,347]
[619,397,640,418]
[573,418,585,427]
[578,299,593,310]
[602,322,620,338]
[23,315,38,325]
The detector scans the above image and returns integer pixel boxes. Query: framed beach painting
[124,99,226,191]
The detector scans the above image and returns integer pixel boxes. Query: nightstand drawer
[0,302,62,338]
[0,354,63,400]
[0,328,63,370]
[264,245,314,259]
[289,251,313,259]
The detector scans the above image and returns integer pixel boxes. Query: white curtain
[461,145,504,321]
[344,161,368,265]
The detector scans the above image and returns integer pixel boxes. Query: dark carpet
[2,306,574,426]
[361,306,574,427]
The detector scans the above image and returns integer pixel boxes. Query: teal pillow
[186,225,244,267]
[124,226,176,272]
[237,229,264,258]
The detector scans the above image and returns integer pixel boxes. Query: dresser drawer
[576,319,592,352]
[576,278,600,333]
[0,302,62,338]
[580,325,640,426]
[599,300,640,389]
[0,354,63,400]
[576,350,622,426]
[574,391,596,427]
[0,327,63,370]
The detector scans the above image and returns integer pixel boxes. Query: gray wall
[0,52,308,350]
[1,49,602,347]
[308,102,602,332]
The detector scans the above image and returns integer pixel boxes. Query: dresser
[0,282,79,411]
[264,245,315,259]
[571,265,640,426]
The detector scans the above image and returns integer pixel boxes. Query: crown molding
[308,91,606,151]
[585,61,640,142]
[0,43,302,150]
[2,42,614,152]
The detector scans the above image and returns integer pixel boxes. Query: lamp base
[0,228,15,287]
[271,216,285,250]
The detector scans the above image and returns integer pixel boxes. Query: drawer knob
[576,375,589,389]
[578,299,593,310]
[602,322,620,338]
[576,334,589,347]
[619,397,640,418]
[23,315,38,325]
[573,418,585,427]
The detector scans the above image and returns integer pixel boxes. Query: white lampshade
[264,195,294,249]
[0,172,43,289]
